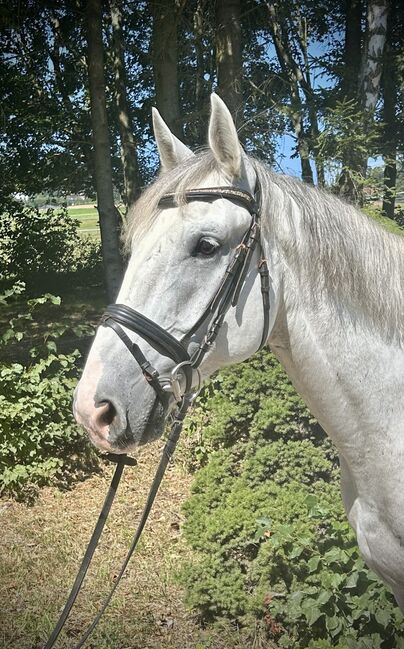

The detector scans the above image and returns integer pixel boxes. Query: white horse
[74,94,404,611]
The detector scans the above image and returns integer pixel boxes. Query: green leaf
[374,607,391,626]
[306,606,323,626]
[316,590,331,606]
[307,556,321,572]
[345,572,359,588]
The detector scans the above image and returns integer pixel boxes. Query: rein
[42,185,270,648]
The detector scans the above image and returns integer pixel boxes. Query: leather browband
[158,186,257,214]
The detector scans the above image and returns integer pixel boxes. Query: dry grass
[0,441,259,649]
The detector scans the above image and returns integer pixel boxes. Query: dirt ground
[0,441,254,649]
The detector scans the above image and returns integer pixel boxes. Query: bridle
[42,185,270,649]
[101,185,270,406]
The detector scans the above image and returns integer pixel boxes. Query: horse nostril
[96,400,116,426]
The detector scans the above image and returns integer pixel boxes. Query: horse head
[73,94,280,452]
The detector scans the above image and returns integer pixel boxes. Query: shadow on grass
[51,441,103,492]
[6,442,103,505]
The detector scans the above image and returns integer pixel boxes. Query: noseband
[101,185,270,405]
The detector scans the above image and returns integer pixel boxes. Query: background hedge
[180,351,404,648]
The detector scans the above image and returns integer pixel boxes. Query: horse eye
[194,237,220,257]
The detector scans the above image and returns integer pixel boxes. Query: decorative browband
[158,186,257,214]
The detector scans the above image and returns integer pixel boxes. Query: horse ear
[152,108,194,173]
[208,93,242,178]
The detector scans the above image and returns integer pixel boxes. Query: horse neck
[265,180,404,458]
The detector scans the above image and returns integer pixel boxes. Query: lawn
[68,204,100,237]
[0,442,255,649]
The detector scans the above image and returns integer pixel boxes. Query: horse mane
[124,151,404,343]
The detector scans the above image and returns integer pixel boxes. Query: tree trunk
[216,0,243,128]
[291,107,314,185]
[267,2,314,184]
[193,0,209,143]
[382,158,397,219]
[150,0,183,139]
[110,0,140,207]
[354,0,389,202]
[87,0,123,300]
[381,8,397,219]
[294,13,324,185]
[194,0,206,112]
[338,0,363,200]
[359,0,389,113]
[341,0,363,101]
[338,0,389,204]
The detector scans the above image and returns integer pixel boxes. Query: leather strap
[101,317,168,403]
[105,304,190,365]
[258,259,270,350]
[42,454,137,649]
[158,186,257,214]
[42,398,190,649]
[68,399,190,649]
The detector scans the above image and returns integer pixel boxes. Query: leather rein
[42,185,270,648]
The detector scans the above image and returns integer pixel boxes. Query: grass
[0,442,268,649]
[67,205,100,237]
[0,442,264,649]
[363,205,404,236]
[38,204,101,237]
[0,444,189,648]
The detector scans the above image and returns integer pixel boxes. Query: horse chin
[138,399,168,445]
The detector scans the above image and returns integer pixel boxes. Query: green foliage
[362,206,404,236]
[0,283,96,496]
[395,207,404,228]
[314,100,380,190]
[180,351,404,647]
[0,200,101,290]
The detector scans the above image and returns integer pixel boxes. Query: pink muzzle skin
[73,386,117,452]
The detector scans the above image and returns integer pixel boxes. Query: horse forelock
[123,150,221,253]
[125,150,404,344]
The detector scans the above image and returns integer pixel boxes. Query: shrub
[180,351,404,647]
[0,200,101,290]
[362,206,404,236]
[394,207,404,228]
[0,282,97,496]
